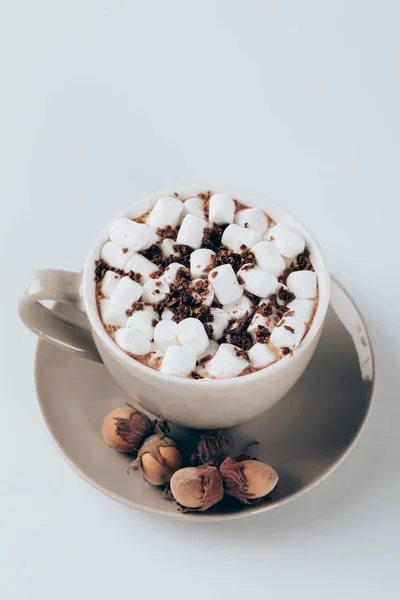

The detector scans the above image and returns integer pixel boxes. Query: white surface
[1,1,399,598]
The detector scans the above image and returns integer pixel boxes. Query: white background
[1,1,399,598]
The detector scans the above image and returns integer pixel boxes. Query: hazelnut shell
[220,457,278,503]
[102,407,152,453]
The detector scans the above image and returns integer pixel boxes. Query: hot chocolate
[95,191,318,379]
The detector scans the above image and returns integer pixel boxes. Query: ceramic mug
[19,186,330,429]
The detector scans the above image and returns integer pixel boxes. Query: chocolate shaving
[202,223,228,253]
[140,244,168,269]
[223,317,253,351]
[254,326,270,344]
[284,325,295,333]
[282,347,291,355]
[156,225,179,240]
[94,260,124,283]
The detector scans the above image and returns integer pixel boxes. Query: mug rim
[82,185,330,387]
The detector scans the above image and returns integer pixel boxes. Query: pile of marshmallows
[98,193,318,379]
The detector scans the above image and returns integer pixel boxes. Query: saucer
[34,278,374,521]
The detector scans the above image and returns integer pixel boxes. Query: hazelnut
[192,430,229,467]
[169,465,224,511]
[128,434,182,486]
[220,457,278,503]
[102,406,152,453]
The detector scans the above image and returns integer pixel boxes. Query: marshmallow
[208,264,243,305]
[114,327,151,356]
[248,342,276,368]
[100,241,134,270]
[101,271,121,298]
[198,339,219,361]
[223,295,254,320]
[124,253,158,283]
[141,280,170,304]
[237,265,277,298]
[251,241,286,276]
[109,218,152,251]
[176,214,207,249]
[222,223,261,252]
[154,320,178,352]
[141,227,160,250]
[176,318,209,356]
[286,298,315,324]
[209,193,235,224]
[235,208,268,233]
[161,238,179,259]
[160,262,185,285]
[268,223,305,259]
[127,307,158,340]
[269,315,306,350]
[161,308,174,320]
[146,196,183,229]
[183,197,205,219]
[192,279,214,306]
[248,312,274,340]
[286,270,317,299]
[161,345,197,378]
[109,277,143,311]
[190,249,216,279]
[209,308,230,341]
[206,343,249,379]
[99,299,127,327]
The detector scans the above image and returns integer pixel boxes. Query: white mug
[19,186,330,429]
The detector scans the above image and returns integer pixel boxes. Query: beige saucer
[34,278,374,521]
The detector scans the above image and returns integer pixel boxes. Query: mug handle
[18,269,101,362]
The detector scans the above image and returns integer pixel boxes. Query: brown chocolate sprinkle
[282,347,291,355]
[122,248,129,254]
[156,225,179,240]
[202,223,228,253]
[173,244,191,268]
[254,326,270,344]
[284,325,295,333]
[235,347,250,361]
[126,302,146,316]
[173,192,179,198]
[278,249,313,283]
[155,281,162,287]
[211,270,218,278]
[237,274,244,285]
[94,260,124,282]
[199,354,212,364]
[278,286,295,304]
[150,269,163,279]
[126,270,141,283]
[140,244,168,269]
[223,318,253,351]
[191,371,203,379]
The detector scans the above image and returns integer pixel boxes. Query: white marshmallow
[222,223,261,252]
[154,320,178,352]
[286,270,317,299]
[141,227,160,250]
[161,238,178,259]
[161,308,174,320]
[124,253,158,283]
[209,193,235,224]
[252,241,285,276]
[176,318,209,356]
[99,299,127,327]
[235,208,268,233]
[146,196,183,229]
[248,343,276,368]
[114,328,151,356]
[268,223,305,259]
[109,218,152,251]
[183,197,205,219]
[141,280,170,304]
[176,214,207,249]
[206,343,249,379]
[197,339,219,361]
[286,298,315,324]
[269,315,306,350]
[161,345,197,378]
[192,279,214,306]
[109,277,143,311]
[190,249,216,279]
[160,262,185,285]
[100,241,134,270]
[127,307,157,340]
[223,295,254,320]
[210,308,230,341]
[248,312,274,340]
[237,265,278,298]
[101,271,121,298]
[208,264,243,305]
